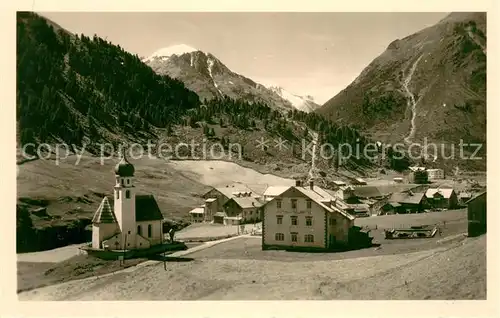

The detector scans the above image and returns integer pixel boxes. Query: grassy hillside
[317,12,486,171]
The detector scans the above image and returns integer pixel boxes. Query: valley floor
[18,210,485,300]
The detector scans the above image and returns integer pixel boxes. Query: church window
[137,225,142,235]
[126,190,130,199]
[121,179,124,186]
[116,190,119,199]
[148,224,152,238]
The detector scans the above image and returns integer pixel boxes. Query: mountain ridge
[316,12,486,170]
[143,46,298,111]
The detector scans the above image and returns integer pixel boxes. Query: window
[126,190,130,199]
[277,215,283,224]
[306,216,313,226]
[128,231,131,235]
[291,216,298,226]
[148,224,152,238]
[121,179,124,186]
[116,190,120,199]
[306,200,312,209]
[137,225,142,235]
[291,199,297,209]
[329,218,337,226]
[291,233,298,242]
[276,200,282,209]
[304,234,314,243]
[275,233,284,241]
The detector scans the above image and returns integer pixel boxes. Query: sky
[40,12,449,104]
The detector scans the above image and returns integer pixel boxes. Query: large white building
[262,180,355,251]
[91,155,164,250]
[427,168,445,181]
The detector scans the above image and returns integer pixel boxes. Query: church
[91,154,164,250]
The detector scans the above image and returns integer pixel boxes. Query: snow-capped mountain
[143,45,293,110]
[267,86,321,113]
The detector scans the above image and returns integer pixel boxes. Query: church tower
[114,150,136,249]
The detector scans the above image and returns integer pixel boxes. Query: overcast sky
[40,12,449,104]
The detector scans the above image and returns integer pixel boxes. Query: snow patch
[207,57,223,96]
[144,44,198,62]
[267,85,318,113]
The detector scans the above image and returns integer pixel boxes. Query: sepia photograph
[10,2,491,306]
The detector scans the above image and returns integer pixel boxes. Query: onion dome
[114,151,135,177]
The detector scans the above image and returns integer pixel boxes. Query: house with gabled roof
[202,183,257,219]
[425,188,458,209]
[261,179,357,251]
[90,154,164,251]
[223,196,264,225]
[387,191,427,213]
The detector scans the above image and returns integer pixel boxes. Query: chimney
[295,179,302,187]
[309,180,314,190]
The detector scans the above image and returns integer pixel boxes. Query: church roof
[92,197,117,224]
[115,153,135,177]
[135,195,164,222]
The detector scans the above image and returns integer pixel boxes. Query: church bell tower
[113,149,136,249]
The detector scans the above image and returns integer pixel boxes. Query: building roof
[427,168,443,172]
[409,166,426,172]
[425,188,455,199]
[263,185,291,197]
[348,203,370,212]
[114,155,135,177]
[205,198,217,202]
[135,195,164,222]
[389,192,425,205]
[226,197,263,209]
[189,207,205,214]
[92,197,117,224]
[290,186,355,221]
[387,202,402,208]
[354,178,367,184]
[214,212,226,217]
[465,191,486,204]
[333,180,347,186]
[207,183,259,199]
[354,186,385,198]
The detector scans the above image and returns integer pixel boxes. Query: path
[17,243,88,263]
[402,55,423,144]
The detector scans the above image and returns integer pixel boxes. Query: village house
[427,168,445,181]
[425,188,458,209]
[332,185,355,201]
[91,155,164,251]
[262,179,357,251]
[466,192,486,237]
[188,206,205,223]
[352,178,368,186]
[201,184,262,223]
[332,180,347,188]
[383,191,427,214]
[459,192,473,205]
[223,196,264,224]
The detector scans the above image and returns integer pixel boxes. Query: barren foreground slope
[19,235,485,300]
